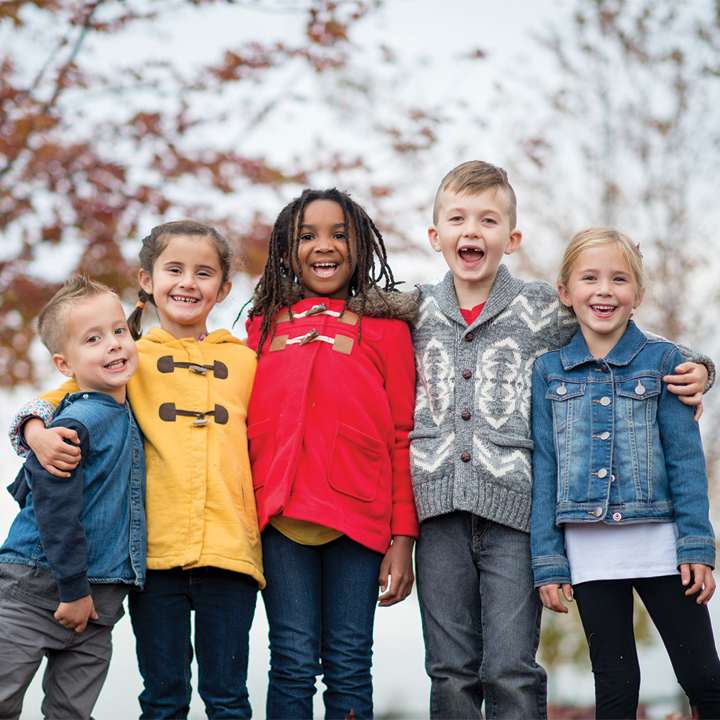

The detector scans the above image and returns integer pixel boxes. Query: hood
[140,327,243,346]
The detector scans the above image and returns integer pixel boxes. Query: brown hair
[432,160,517,228]
[127,220,232,339]
[38,275,117,355]
[558,227,645,295]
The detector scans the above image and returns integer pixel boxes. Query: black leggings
[573,574,720,720]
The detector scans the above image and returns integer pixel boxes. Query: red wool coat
[246,294,419,554]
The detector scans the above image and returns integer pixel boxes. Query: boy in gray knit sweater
[410,161,710,719]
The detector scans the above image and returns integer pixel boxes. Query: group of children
[0,160,718,720]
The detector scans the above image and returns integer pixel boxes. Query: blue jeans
[416,512,547,719]
[261,525,383,720]
[129,567,258,719]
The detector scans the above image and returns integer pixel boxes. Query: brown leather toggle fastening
[157,356,228,379]
[158,403,229,426]
[274,308,359,326]
[268,332,354,355]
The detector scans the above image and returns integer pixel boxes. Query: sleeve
[673,342,715,392]
[8,379,80,456]
[657,347,716,568]
[28,418,92,601]
[245,315,261,353]
[381,320,419,538]
[530,360,571,586]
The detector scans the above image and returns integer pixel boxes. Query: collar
[434,264,524,327]
[560,320,648,370]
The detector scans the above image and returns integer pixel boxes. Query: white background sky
[2,1,718,717]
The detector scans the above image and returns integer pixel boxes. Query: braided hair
[127,220,232,339]
[249,188,398,354]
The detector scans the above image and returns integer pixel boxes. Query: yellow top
[40,328,265,587]
[269,516,342,546]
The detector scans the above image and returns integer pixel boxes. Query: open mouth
[104,358,128,372]
[171,295,199,304]
[310,262,339,278]
[457,246,485,264]
[590,304,617,318]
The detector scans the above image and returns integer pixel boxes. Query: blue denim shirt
[530,321,715,587]
[1,391,146,600]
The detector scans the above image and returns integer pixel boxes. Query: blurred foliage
[0,0,452,384]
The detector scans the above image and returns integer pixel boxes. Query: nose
[462,219,481,238]
[314,233,333,251]
[178,270,196,287]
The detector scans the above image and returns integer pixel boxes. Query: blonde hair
[558,227,645,294]
[38,275,117,355]
[432,160,517,228]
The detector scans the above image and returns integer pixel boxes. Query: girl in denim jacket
[530,228,720,719]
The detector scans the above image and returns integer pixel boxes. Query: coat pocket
[328,422,385,502]
[248,418,274,491]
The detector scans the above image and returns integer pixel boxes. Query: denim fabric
[261,526,383,720]
[531,322,715,587]
[129,567,258,720]
[416,512,547,720]
[1,392,146,590]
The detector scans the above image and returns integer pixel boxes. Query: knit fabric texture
[410,264,576,532]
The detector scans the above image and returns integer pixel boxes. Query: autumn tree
[1,0,462,385]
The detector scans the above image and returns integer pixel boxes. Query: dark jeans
[129,567,258,719]
[574,574,720,720]
[261,525,383,720]
[416,512,547,719]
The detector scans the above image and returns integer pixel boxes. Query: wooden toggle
[156,356,228,379]
[158,403,229,426]
[269,331,354,355]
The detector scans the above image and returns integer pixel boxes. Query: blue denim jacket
[530,321,715,587]
[1,391,146,600]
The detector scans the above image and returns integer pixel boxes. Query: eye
[167,266,181,274]
[114,326,126,336]
[298,232,314,242]
[482,217,497,225]
[333,232,348,241]
[86,335,100,344]
[580,274,596,281]
[448,215,463,223]
[614,276,628,283]
[197,270,212,278]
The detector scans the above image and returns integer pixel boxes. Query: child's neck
[580,321,630,359]
[160,318,209,341]
[453,277,491,309]
[76,382,127,405]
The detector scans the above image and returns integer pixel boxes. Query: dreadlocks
[249,188,399,354]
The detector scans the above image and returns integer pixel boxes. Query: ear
[428,226,441,252]
[51,352,74,379]
[138,268,153,295]
[215,280,232,305]
[504,229,523,256]
[634,287,645,308]
[557,283,573,308]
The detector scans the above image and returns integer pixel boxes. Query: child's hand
[25,418,81,478]
[378,535,414,607]
[54,595,98,633]
[538,583,573,613]
[664,361,708,420]
[680,563,716,604]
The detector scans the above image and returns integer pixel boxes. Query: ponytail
[127,288,152,340]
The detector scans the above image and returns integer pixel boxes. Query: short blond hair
[433,160,517,228]
[38,275,118,355]
[558,227,645,294]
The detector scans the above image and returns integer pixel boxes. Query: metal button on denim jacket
[530,321,715,587]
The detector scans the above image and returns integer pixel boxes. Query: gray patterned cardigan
[410,265,714,533]
[411,265,575,532]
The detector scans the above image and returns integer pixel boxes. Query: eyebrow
[299,222,348,230]
[162,260,217,271]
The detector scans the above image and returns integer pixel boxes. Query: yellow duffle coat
[41,328,264,587]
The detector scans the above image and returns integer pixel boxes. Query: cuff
[532,554,571,587]
[9,400,55,457]
[56,573,92,603]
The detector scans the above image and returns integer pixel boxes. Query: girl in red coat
[246,188,419,720]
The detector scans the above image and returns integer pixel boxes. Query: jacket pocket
[478,431,533,489]
[328,423,384,502]
[546,379,585,433]
[248,418,274,491]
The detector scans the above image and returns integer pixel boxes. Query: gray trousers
[416,511,547,720]
[0,596,113,720]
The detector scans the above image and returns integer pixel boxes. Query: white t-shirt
[565,522,679,585]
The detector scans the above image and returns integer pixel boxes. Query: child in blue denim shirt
[0,276,145,720]
[531,228,720,719]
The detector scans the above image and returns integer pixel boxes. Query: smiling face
[139,234,231,339]
[430,187,522,307]
[292,199,356,299]
[558,241,644,357]
[54,293,138,403]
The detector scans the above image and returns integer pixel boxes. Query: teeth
[458,247,484,256]
[313,263,337,268]
[171,296,198,303]
[105,359,126,369]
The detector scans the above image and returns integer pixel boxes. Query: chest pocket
[546,380,585,432]
[617,375,661,426]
